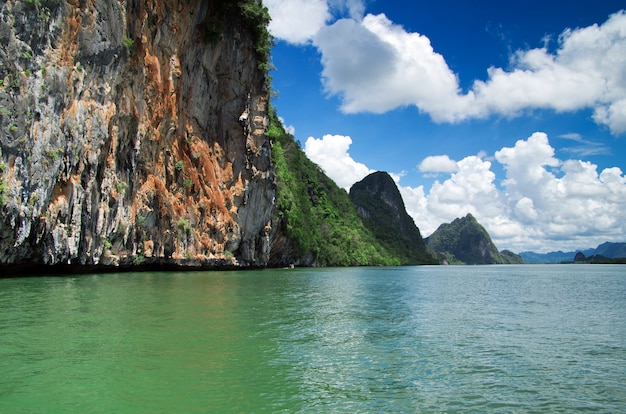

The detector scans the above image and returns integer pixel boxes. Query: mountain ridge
[521,242,626,263]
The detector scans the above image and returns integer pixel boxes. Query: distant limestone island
[424,213,523,265]
[349,172,520,265]
[521,242,626,264]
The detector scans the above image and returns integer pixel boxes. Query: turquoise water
[0,265,625,413]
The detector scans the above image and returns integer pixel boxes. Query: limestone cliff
[426,214,523,265]
[349,171,437,265]
[0,0,274,270]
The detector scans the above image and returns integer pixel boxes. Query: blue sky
[264,0,626,253]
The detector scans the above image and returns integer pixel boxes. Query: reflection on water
[0,265,625,412]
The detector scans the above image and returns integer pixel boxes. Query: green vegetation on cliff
[238,0,273,72]
[500,249,524,264]
[349,172,438,265]
[206,0,273,73]
[268,109,398,266]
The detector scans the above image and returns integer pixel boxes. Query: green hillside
[426,214,523,264]
[267,109,398,267]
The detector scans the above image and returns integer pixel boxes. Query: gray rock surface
[0,0,274,269]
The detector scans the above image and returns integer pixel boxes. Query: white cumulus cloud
[420,156,508,235]
[304,134,374,190]
[418,155,459,173]
[265,0,330,44]
[313,10,626,134]
[315,13,467,116]
[265,0,367,44]
[494,132,561,205]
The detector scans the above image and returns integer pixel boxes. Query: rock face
[426,213,523,264]
[349,171,437,265]
[0,0,274,270]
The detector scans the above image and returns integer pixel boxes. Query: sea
[0,264,624,413]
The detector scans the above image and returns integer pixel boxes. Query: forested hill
[267,110,400,267]
[426,214,523,265]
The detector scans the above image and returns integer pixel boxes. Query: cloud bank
[269,4,626,134]
[305,132,626,253]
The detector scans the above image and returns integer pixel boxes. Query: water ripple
[0,266,625,412]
